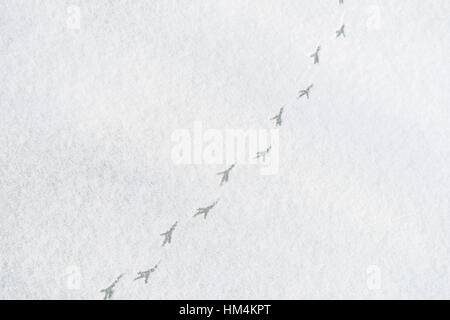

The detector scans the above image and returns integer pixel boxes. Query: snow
[0,0,449,299]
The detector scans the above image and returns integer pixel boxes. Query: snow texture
[0,0,449,299]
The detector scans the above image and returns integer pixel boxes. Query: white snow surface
[0,0,449,299]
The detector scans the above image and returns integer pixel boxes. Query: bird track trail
[100,0,350,300]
